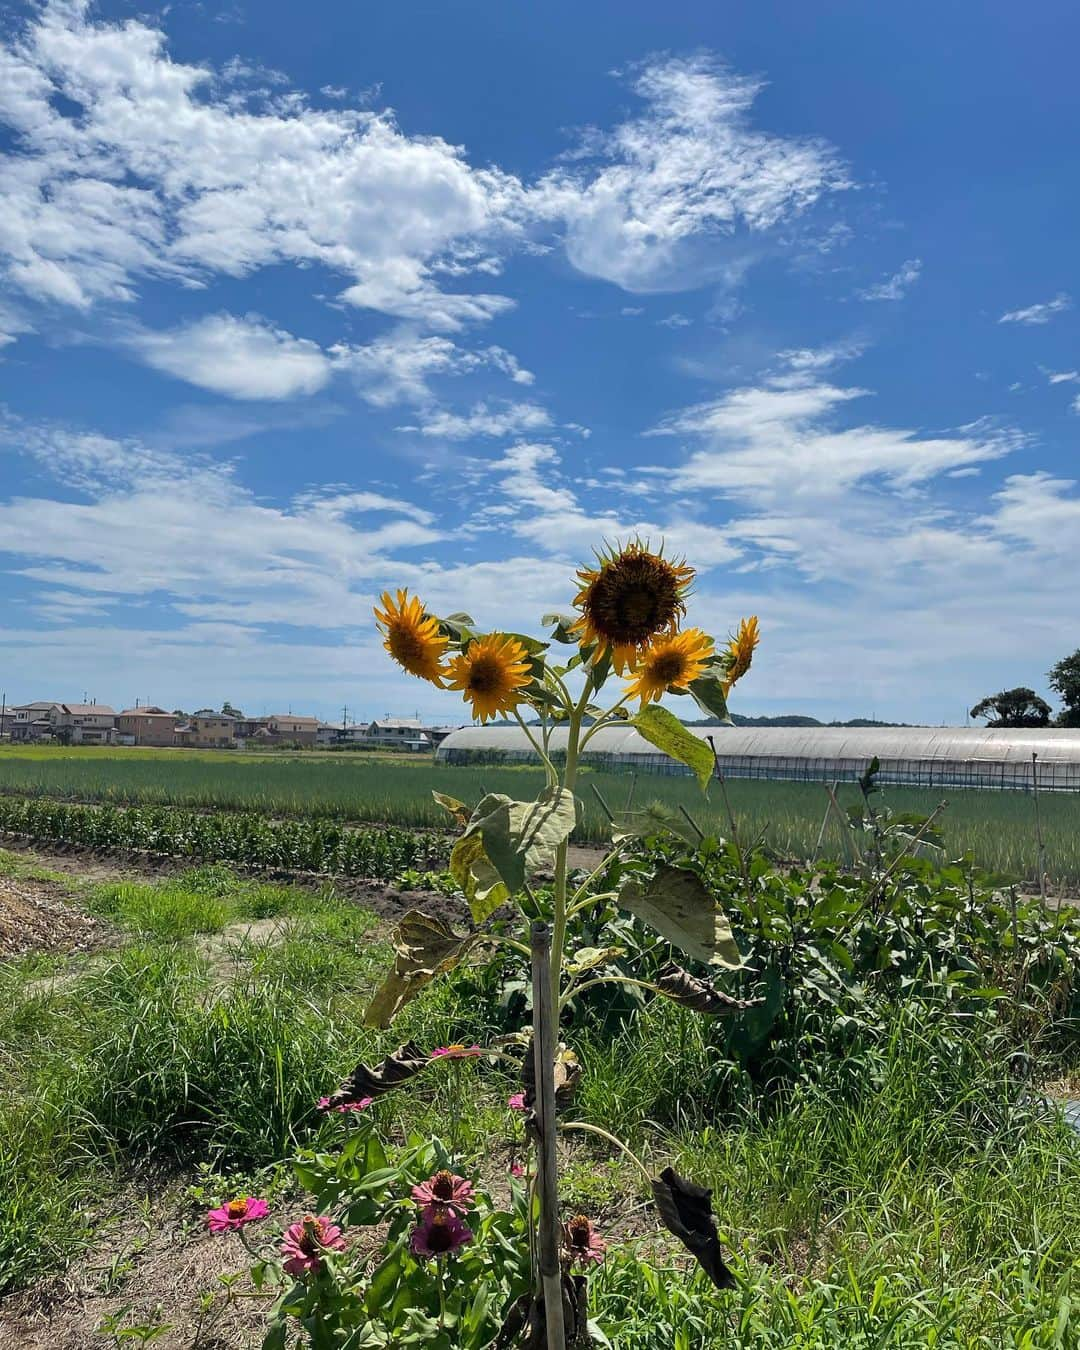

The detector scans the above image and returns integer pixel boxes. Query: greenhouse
[435,724,1080,792]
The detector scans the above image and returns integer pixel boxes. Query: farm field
[0,744,1076,885]
[0,837,1079,1347]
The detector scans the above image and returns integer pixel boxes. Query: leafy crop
[0,797,447,879]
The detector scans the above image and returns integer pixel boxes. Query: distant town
[0,701,462,752]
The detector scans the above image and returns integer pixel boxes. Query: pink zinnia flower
[430,1043,483,1060]
[411,1169,474,1214]
[207,1196,269,1233]
[280,1214,346,1276]
[507,1092,526,1111]
[317,1095,374,1114]
[410,1204,473,1259]
[509,1163,525,1179]
[562,1214,607,1268]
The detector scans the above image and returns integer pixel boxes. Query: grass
[1,857,1079,1343]
[0,745,1076,882]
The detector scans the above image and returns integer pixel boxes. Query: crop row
[0,797,449,879]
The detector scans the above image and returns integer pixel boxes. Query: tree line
[970,649,1080,728]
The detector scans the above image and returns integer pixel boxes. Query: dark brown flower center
[567,1215,593,1249]
[585,555,686,646]
[390,626,426,663]
[650,651,688,684]
[467,655,502,694]
[431,1171,455,1201]
[426,1215,456,1253]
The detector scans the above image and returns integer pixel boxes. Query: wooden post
[531,921,565,1350]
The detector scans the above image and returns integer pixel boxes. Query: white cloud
[1042,368,1079,385]
[646,352,1018,500]
[858,257,921,302]
[0,3,526,329]
[657,312,692,328]
[400,401,552,439]
[332,334,534,407]
[536,54,849,293]
[130,313,332,399]
[999,293,1072,325]
[0,13,858,335]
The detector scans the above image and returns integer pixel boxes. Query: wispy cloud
[998,293,1072,325]
[858,257,922,302]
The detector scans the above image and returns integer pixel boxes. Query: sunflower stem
[514,709,557,786]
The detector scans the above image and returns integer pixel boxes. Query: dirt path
[0,1184,263,1349]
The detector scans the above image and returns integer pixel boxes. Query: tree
[969,687,1052,728]
[1048,649,1080,727]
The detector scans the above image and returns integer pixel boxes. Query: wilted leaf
[566,945,626,976]
[450,828,510,924]
[652,1166,735,1290]
[323,1041,431,1107]
[618,865,741,967]
[464,787,577,899]
[542,611,580,646]
[631,705,714,791]
[611,803,703,847]
[655,961,758,1015]
[522,1041,581,1114]
[363,910,475,1029]
[431,790,470,828]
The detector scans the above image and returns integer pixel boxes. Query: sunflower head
[625,628,715,707]
[573,541,694,665]
[721,615,759,695]
[444,633,532,723]
[374,590,449,685]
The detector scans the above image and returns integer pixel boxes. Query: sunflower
[625,628,714,706]
[573,542,694,668]
[374,590,449,685]
[444,634,532,723]
[721,616,759,695]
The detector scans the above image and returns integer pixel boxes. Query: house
[363,718,432,751]
[117,706,179,748]
[50,704,118,745]
[188,709,238,748]
[316,722,342,746]
[9,702,62,742]
[265,714,320,747]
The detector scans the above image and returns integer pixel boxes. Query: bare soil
[0,1185,263,1349]
[0,874,112,961]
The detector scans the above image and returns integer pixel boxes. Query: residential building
[265,714,320,746]
[188,709,238,748]
[50,703,118,745]
[364,718,432,751]
[117,706,179,747]
[9,702,62,742]
[316,722,341,746]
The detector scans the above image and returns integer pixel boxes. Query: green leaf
[449,830,509,924]
[631,705,715,791]
[686,660,733,724]
[566,945,626,975]
[542,611,579,644]
[464,787,578,897]
[617,864,741,967]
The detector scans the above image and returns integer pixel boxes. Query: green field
[0,744,1074,883]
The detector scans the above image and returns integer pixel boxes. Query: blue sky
[1,0,1078,724]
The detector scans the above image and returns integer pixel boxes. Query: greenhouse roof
[436,724,1080,765]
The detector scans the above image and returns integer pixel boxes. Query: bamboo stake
[811,781,838,865]
[530,921,565,1350]
[1032,753,1048,905]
